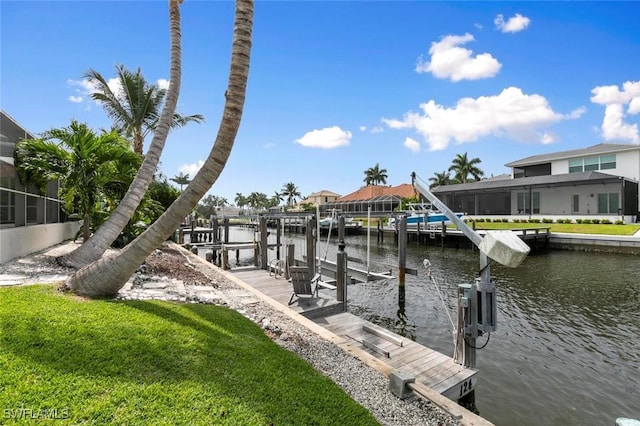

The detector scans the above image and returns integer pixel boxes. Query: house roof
[336,183,415,202]
[432,171,634,194]
[505,143,640,168]
[307,190,341,198]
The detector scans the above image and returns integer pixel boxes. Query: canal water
[212,227,640,425]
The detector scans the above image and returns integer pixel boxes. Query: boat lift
[411,173,530,368]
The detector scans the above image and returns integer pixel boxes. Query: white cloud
[359,126,367,131]
[370,126,384,134]
[494,13,531,33]
[157,78,170,90]
[294,126,352,149]
[601,105,639,142]
[404,137,421,153]
[178,160,205,177]
[540,132,557,145]
[263,142,276,149]
[590,81,640,142]
[68,96,83,103]
[416,33,501,82]
[382,87,575,151]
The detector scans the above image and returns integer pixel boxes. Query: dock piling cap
[478,230,530,268]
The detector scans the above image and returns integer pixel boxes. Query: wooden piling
[260,217,268,270]
[398,217,407,286]
[306,217,317,276]
[336,241,347,309]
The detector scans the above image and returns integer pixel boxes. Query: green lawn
[469,221,640,236]
[0,286,380,425]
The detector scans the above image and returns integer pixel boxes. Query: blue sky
[2,1,640,204]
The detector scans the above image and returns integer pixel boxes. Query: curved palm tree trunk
[59,0,184,269]
[67,0,254,297]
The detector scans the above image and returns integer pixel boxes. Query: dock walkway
[228,265,478,402]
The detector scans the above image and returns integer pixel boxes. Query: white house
[432,143,640,223]
[0,110,80,263]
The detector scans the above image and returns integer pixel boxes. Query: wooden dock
[227,265,478,401]
[316,312,478,401]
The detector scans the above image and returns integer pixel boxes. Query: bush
[582,219,591,224]
[501,218,510,223]
[476,218,485,222]
[615,220,624,225]
[601,219,612,224]
[528,218,541,223]
[591,219,601,224]
[576,218,583,224]
[542,218,553,223]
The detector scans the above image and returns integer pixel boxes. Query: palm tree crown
[363,163,388,186]
[429,171,452,189]
[84,65,204,155]
[170,172,191,191]
[448,152,484,183]
[280,182,301,207]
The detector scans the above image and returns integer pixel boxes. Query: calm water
[215,227,640,426]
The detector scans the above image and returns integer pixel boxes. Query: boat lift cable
[423,259,456,345]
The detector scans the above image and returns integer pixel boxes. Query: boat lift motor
[458,278,497,336]
[475,277,496,333]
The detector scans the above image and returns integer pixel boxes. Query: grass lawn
[0,285,380,425]
[468,221,640,236]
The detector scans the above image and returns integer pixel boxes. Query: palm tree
[280,182,300,207]
[428,171,451,189]
[14,121,139,243]
[363,163,388,186]
[234,192,247,210]
[67,0,254,297]
[85,66,204,155]
[246,191,268,211]
[448,152,484,183]
[58,0,186,268]
[170,172,190,191]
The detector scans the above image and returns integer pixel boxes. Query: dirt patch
[142,243,215,286]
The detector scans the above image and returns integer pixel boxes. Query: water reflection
[220,227,640,425]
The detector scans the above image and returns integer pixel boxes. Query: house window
[600,154,616,170]
[568,159,583,173]
[597,193,619,214]
[583,156,599,171]
[568,154,617,173]
[572,194,579,213]
[517,192,540,214]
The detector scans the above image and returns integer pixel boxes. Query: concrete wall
[0,221,81,264]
